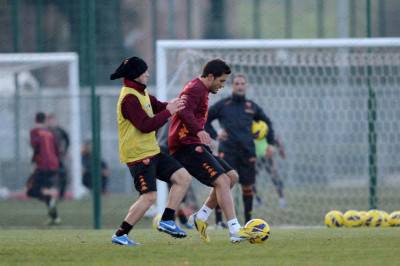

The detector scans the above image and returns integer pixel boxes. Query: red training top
[30,127,59,170]
[168,78,209,154]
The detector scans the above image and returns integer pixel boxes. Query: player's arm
[122,95,182,133]
[30,130,40,160]
[205,100,223,139]
[254,103,276,145]
[61,128,70,151]
[149,95,168,113]
[30,130,40,148]
[52,132,61,159]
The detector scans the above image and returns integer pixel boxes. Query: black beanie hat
[110,56,148,81]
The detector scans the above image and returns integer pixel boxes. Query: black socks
[115,221,133,236]
[161,208,176,221]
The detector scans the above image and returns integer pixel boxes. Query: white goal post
[156,38,400,225]
[0,53,85,199]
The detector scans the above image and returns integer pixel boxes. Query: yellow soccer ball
[358,211,368,226]
[343,210,363,227]
[152,213,162,230]
[379,211,390,227]
[252,120,269,140]
[244,218,271,244]
[324,210,344,228]
[365,210,384,227]
[388,211,400,227]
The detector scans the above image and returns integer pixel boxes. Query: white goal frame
[0,52,85,199]
[155,38,400,214]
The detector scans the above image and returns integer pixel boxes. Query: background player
[27,112,61,225]
[46,113,69,200]
[205,74,277,222]
[110,56,192,246]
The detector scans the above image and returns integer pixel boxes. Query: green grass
[0,228,399,266]
[1,187,399,229]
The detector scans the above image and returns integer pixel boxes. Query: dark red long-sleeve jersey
[30,127,59,170]
[168,78,209,154]
[121,79,170,133]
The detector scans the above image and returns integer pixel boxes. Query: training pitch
[0,227,399,265]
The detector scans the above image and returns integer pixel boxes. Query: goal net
[0,53,85,199]
[156,38,400,226]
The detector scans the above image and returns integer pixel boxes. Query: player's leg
[58,161,68,200]
[27,170,60,225]
[43,170,61,225]
[165,175,193,229]
[268,158,287,208]
[112,158,159,246]
[175,145,252,242]
[214,152,238,228]
[239,156,257,223]
[192,156,237,223]
[156,155,192,238]
[253,158,263,206]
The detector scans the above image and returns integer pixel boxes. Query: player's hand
[197,130,212,145]
[265,145,274,159]
[217,129,228,141]
[166,98,185,115]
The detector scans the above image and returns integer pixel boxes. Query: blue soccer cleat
[158,220,187,238]
[182,222,194,230]
[111,234,140,246]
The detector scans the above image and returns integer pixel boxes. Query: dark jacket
[205,94,275,157]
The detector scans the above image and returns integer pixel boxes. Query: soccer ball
[152,213,162,230]
[379,211,390,227]
[324,210,344,228]
[365,210,383,227]
[244,218,270,244]
[388,211,400,227]
[251,120,268,140]
[343,210,363,227]
[358,211,368,225]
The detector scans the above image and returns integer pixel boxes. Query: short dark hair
[232,73,247,83]
[35,112,46,123]
[201,59,231,78]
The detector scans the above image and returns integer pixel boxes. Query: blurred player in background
[254,134,287,209]
[110,56,192,246]
[46,113,69,200]
[169,59,256,243]
[26,112,61,225]
[205,74,277,223]
[81,140,109,194]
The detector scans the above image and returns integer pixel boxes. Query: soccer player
[205,74,277,222]
[110,56,192,246]
[46,113,70,200]
[27,112,61,225]
[168,59,254,243]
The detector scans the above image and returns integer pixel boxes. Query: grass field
[1,228,399,265]
[2,188,399,229]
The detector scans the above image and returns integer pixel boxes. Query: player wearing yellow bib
[110,56,192,246]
